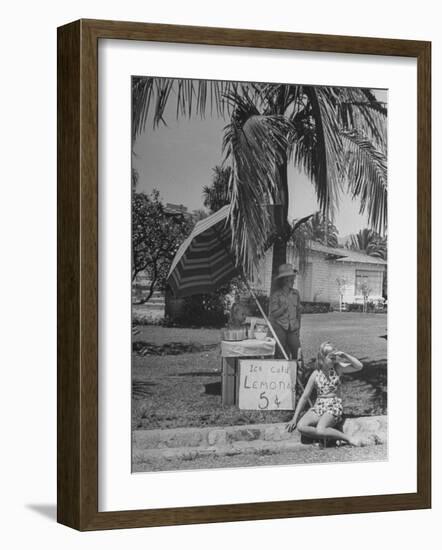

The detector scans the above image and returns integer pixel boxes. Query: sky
[133,84,387,238]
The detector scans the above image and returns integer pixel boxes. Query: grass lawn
[132,313,387,430]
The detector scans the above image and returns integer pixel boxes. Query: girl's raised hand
[286,419,298,433]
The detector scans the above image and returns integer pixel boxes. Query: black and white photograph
[131,76,388,473]
[2,0,436,542]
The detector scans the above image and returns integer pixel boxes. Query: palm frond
[222,93,293,275]
[297,86,344,219]
[132,77,241,137]
[259,83,299,115]
[291,213,314,233]
[153,78,175,127]
[341,130,388,234]
[303,211,340,247]
[132,76,155,140]
[361,89,388,117]
[338,88,387,150]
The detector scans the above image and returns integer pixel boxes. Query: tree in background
[201,165,246,307]
[132,190,191,303]
[303,211,340,247]
[288,214,314,274]
[190,209,209,223]
[288,210,339,276]
[336,276,349,312]
[359,280,372,313]
[131,168,139,191]
[202,166,231,213]
[347,228,387,260]
[348,228,387,299]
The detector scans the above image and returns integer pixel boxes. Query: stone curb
[133,439,309,464]
[133,415,387,452]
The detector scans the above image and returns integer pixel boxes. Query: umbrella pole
[240,275,312,407]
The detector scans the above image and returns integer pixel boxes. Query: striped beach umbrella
[167,205,238,297]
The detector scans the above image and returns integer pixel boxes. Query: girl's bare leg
[297,410,320,439]
[316,413,359,445]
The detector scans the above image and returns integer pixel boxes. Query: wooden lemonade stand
[220,317,305,411]
[221,321,276,406]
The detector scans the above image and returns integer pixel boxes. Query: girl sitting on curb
[286,341,363,446]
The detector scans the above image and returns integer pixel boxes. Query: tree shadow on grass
[204,381,222,396]
[300,358,387,418]
[175,371,222,395]
[342,359,387,417]
[176,371,221,377]
[132,381,157,399]
[133,341,218,356]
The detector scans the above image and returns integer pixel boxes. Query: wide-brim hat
[273,263,298,280]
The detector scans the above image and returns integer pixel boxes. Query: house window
[355,270,383,297]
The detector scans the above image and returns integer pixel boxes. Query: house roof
[308,241,387,265]
[164,203,193,219]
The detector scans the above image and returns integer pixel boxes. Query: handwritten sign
[238,360,297,410]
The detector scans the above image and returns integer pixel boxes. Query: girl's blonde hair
[316,341,336,369]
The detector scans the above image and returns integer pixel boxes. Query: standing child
[286,341,363,446]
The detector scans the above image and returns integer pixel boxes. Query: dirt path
[133,442,388,472]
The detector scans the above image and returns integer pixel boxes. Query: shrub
[242,292,270,317]
[165,293,228,328]
[300,301,331,314]
[242,295,331,316]
[132,313,166,326]
[348,301,382,312]
[348,302,363,312]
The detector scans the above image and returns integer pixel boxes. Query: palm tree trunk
[271,158,289,279]
[272,238,287,277]
[324,209,329,246]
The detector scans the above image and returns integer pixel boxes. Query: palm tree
[132,78,387,278]
[347,228,387,260]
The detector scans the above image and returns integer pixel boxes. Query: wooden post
[222,357,237,406]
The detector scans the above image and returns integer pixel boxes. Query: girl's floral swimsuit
[311,366,343,421]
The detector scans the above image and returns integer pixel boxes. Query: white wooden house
[251,241,386,307]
